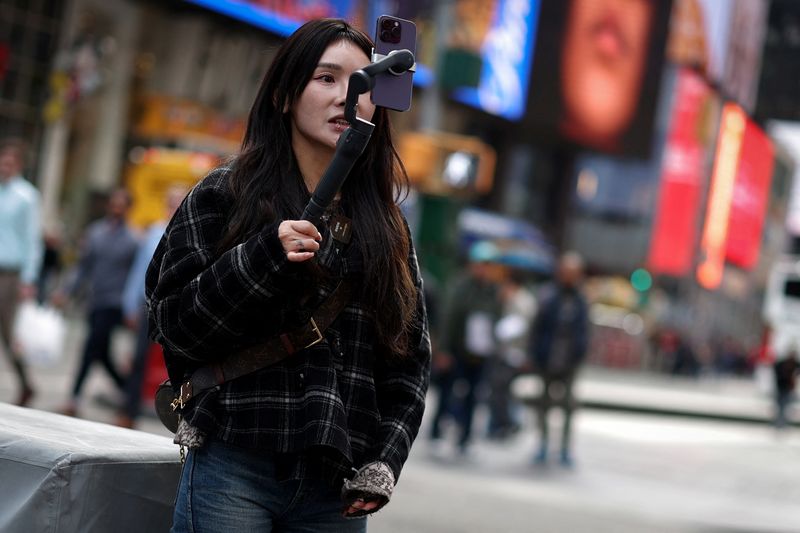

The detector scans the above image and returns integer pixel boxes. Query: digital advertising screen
[524,0,673,157]
[183,0,433,85]
[451,0,541,121]
[648,68,718,276]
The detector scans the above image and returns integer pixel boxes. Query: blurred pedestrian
[56,188,138,417]
[36,220,64,305]
[146,19,430,531]
[670,333,699,377]
[774,347,799,430]
[429,240,503,455]
[115,186,185,428]
[0,138,43,406]
[529,251,589,467]
[488,269,536,440]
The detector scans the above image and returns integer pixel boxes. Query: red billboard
[724,118,774,269]
[648,69,714,276]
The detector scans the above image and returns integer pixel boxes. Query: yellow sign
[126,148,218,228]
[133,94,245,154]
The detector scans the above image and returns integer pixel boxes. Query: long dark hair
[220,19,416,358]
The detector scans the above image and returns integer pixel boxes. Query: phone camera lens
[379,18,401,43]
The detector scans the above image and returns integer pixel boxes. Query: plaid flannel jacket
[146,168,430,478]
[145,167,431,482]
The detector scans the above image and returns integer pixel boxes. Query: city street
[4,2,800,532]
[1,317,799,532]
[372,410,800,533]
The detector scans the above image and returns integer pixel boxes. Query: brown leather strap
[185,281,352,401]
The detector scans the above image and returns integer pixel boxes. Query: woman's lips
[591,16,628,59]
[330,119,350,133]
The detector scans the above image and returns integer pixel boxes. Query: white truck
[763,255,800,364]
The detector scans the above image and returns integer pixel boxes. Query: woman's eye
[318,74,335,83]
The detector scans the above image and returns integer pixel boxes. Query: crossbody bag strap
[173,281,353,408]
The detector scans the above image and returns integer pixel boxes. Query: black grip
[301,127,372,226]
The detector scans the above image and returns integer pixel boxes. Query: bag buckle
[303,318,323,350]
[170,381,193,411]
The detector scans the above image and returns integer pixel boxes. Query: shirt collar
[0,174,22,185]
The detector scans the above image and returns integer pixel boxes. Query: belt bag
[155,282,352,433]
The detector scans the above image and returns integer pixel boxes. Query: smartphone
[371,15,417,112]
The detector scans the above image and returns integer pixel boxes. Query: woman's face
[559,0,654,147]
[289,40,376,157]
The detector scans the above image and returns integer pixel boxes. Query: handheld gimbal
[300,49,415,227]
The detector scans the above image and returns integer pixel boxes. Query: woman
[146,19,431,532]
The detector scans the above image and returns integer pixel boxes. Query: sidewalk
[513,366,797,426]
[0,313,796,432]
[0,316,172,438]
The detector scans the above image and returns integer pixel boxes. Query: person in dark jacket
[774,347,798,429]
[529,251,589,467]
[146,19,430,531]
[57,188,138,417]
[428,241,503,455]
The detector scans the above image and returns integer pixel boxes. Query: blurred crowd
[0,132,797,445]
[0,136,183,429]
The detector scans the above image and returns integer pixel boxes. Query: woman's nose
[335,84,347,107]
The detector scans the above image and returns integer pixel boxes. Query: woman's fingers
[279,220,322,241]
[343,498,380,516]
[279,220,323,261]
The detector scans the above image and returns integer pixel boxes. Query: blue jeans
[172,440,367,533]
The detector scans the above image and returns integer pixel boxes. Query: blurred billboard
[724,117,774,269]
[524,0,673,156]
[183,0,434,85]
[183,0,362,36]
[648,68,718,276]
[451,0,541,121]
[697,104,775,289]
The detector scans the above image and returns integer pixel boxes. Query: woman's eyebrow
[316,62,342,70]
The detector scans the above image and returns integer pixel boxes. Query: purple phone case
[372,16,416,112]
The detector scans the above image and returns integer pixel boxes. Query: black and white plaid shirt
[145,167,431,483]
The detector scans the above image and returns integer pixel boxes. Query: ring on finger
[295,239,305,253]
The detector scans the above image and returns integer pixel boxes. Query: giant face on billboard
[526,0,672,156]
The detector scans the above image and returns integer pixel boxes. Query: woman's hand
[343,497,381,517]
[278,220,322,262]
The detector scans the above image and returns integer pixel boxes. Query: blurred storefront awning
[457,208,554,273]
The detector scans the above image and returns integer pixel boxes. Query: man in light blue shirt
[0,138,43,406]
